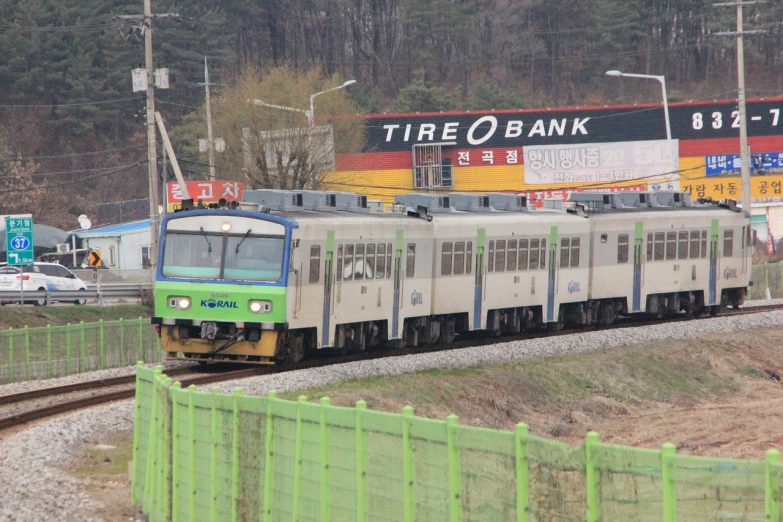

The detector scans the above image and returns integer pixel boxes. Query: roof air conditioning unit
[56,243,70,253]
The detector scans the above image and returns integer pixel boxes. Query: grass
[0,304,152,330]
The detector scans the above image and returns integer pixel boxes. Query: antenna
[78,214,92,230]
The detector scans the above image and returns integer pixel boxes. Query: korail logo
[410,290,423,306]
[723,267,738,280]
[200,299,239,309]
[567,281,581,294]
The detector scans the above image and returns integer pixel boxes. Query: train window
[309,245,321,283]
[376,244,386,279]
[677,231,688,260]
[355,244,366,279]
[466,242,473,274]
[406,243,415,278]
[700,230,708,258]
[518,239,529,270]
[601,233,608,244]
[387,243,392,278]
[724,230,733,257]
[441,242,453,276]
[488,240,495,272]
[617,234,629,264]
[665,231,677,260]
[366,244,376,279]
[689,231,700,259]
[336,245,343,282]
[540,239,546,269]
[529,239,540,269]
[654,232,665,261]
[455,242,466,275]
[571,237,580,267]
[507,239,518,271]
[560,238,570,268]
[647,233,653,261]
[495,240,506,272]
[344,245,354,281]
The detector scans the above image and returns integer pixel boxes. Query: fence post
[765,449,781,522]
[585,431,600,522]
[159,377,173,521]
[131,362,145,505]
[79,320,86,372]
[46,324,52,379]
[99,319,105,369]
[138,317,144,362]
[6,328,12,382]
[356,400,367,522]
[291,395,307,522]
[119,318,125,366]
[231,388,242,522]
[447,415,463,522]
[402,405,415,522]
[24,325,30,380]
[210,387,220,522]
[188,384,197,522]
[262,390,277,522]
[171,380,182,522]
[515,423,529,522]
[320,397,331,522]
[65,323,71,375]
[661,443,677,522]
[143,366,163,514]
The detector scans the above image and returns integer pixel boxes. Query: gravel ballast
[2,306,783,521]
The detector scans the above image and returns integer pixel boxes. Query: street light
[605,70,677,184]
[247,79,356,127]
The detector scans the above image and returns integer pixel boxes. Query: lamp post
[247,79,356,188]
[605,70,677,186]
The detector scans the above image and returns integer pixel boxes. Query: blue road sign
[5,216,34,265]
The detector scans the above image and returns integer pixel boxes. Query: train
[151,189,752,364]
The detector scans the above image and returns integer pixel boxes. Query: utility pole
[713,1,767,216]
[143,0,160,267]
[204,57,216,180]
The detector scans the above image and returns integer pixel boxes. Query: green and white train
[152,189,751,364]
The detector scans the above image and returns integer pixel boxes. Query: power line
[0,161,145,194]
[0,96,142,109]
[0,145,144,161]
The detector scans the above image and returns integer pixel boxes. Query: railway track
[1,302,781,433]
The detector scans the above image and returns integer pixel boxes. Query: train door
[321,251,333,347]
[632,222,643,312]
[473,228,485,330]
[546,227,557,322]
[709,219,719,305]
[392,233,403,339]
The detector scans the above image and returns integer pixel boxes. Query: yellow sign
[89,251,102,267]
[681,175,783,203]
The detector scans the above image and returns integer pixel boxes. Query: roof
[75,219,150,238]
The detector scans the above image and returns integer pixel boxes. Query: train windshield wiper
[235,229,252,254]
[199,226,212,253]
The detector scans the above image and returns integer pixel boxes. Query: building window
[309,245,321,283]
[109,246,115,267]
[617,234,629,264]
[141,246,151,268]
[412,144,452,189]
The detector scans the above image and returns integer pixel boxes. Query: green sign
[5,216,34,265]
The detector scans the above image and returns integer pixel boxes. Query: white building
[74,219,151,270]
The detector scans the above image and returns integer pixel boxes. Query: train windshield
[161,232,286,283]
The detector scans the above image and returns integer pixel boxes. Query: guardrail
[0,283,151,305]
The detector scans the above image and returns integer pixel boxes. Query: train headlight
[249,300,272,313]
[221,221,232,232]
[168,296,191,310]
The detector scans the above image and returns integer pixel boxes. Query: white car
[0,262,88,305]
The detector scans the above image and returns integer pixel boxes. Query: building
[74,220,151,270]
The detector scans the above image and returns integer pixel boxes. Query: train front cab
[152,209,296,364]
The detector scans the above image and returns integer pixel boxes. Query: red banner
[166,181,245,211]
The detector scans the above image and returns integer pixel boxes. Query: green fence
[0,318,160,385]
[751,262,783,300]
[132,365,783,522]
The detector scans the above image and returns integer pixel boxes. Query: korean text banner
[523,139,679,186]
[166,181,245,212]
